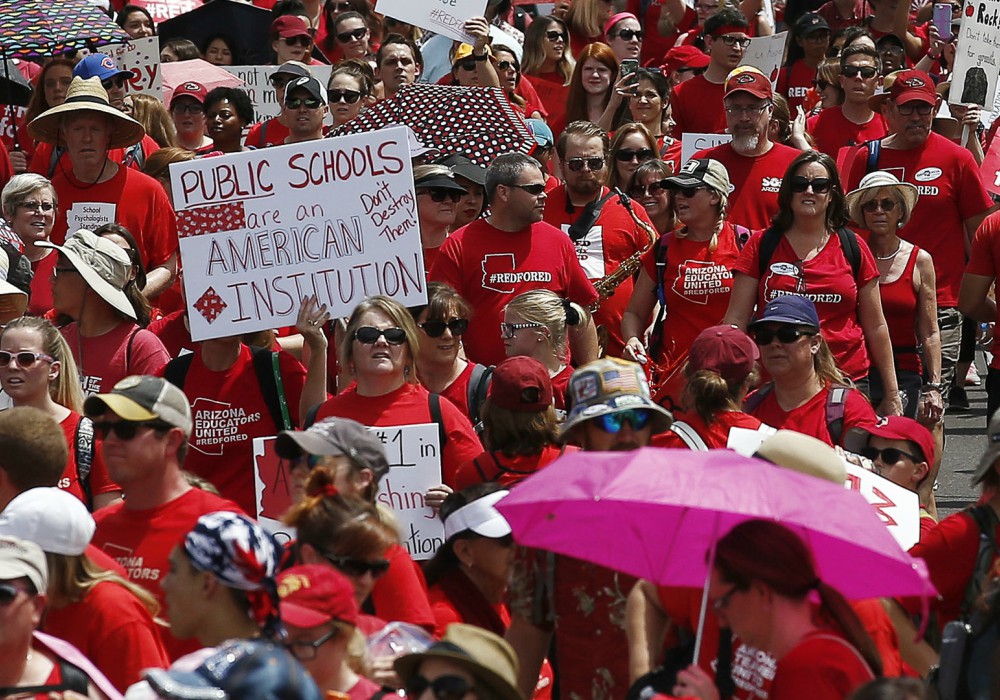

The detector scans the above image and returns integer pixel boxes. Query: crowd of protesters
[0,0,998,697]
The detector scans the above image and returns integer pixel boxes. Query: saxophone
[593,189,658,299]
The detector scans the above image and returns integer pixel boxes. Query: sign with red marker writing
[170,126,424,341]
[950,0,1000,108]
[377,0,483,43]
[844,462,920,550]
[97,37,162,99]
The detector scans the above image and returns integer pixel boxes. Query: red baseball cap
[277,564,358,628]
[889,69,937,105]
[724,69,772,100]
[662,45,710,72]
[688,325,759,383]
[845,415,936,467]
[490,356,553,413]
[271,14,312,39]
[170,81,208,108]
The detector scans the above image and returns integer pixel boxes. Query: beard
[732,131,760,152]
[568,176,602,199]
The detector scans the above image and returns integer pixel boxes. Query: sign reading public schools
[170,126,426,342]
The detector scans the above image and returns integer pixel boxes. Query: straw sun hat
[28,76,145,150]
[844,170,918,226]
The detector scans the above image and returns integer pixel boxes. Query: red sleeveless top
[878,245,921,374]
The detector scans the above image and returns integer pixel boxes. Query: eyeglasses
[500,321,543,339]
[455,58,478,72]
[790,176,832,194]
[879,45,905,56]
[545,30,568,42]
[420,318,469,337]
[629,182,666,198]
[813,79,830,90]
[614,29,643,41]
[713,585,744,611]
[419,189,463,203]
[0,582,29,606]
[323,553,391,578]
[92,420,172,441]
[0,351,56,368]
[282,35,312,47]
[354,326,407,344]
[615,148,655,163]
[841,64,878,79]
[336,27,368,43]
[171,103,204,114]
[724,103,769,117]
[716,34,751,48]
[497,60,518,71]
[510,183,547,195]
[752,327,816,345]
[861,198,897,213]
[674,185,706,198]
[406,675,475,700]
[286,97,324,109]
[593,409,652,433]
[328,88,362,104]
[860,446,919,464]
[286,627,339,662]
[18,201,55,213]
[803,31,831,43]
[565,157,605,172]
[101,75,127,90]
[896,102,933,116]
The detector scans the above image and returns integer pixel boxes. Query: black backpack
[466,364,493,436]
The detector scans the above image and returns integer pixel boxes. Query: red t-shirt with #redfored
[693,142,801,231]
[777,60,818,115]
[92,487,244,661]
[59,411,119,505]
[745,383,877,447]
[733,228,880,381]
[806,107,888,158]
[61,322,171,397]
[671,74,727,138]
[966,211,1000,369]
[842,132,993,308]
[543,186,654,358]
[429,219,599,367]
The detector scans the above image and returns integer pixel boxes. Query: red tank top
[878,245,921,374]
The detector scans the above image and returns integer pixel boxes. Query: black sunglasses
[324,553,391,578]
[789,176,832,194]
[420,188,463,203]
[674,185,706,198]
[615,147,655,162]
[813,79,830,90]
[336,27,367,43]
[455,58,478,72]
[330,0,352,10]
[545,30,567,42]
[614,29,643,40]
[420,318,469,337]
[406,675,475,700]
[629,182,666,197]
[861,198,897,213]
[328,88,361,104]
[93,420,173,440]
[841,64,878,79]
[0,351,55,368]
[566,157,605,172]
[0,582,28,606]
[102,75,127,90]
[354,326,407,344]
[497,60,517,71]
[752,327,816,345]
[286,97,324,109]
[861,446,919,464]
[511,183,547,195]
[282,35,312,47]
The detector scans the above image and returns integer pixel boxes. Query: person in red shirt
[429,153,600,367]
[245,61,311,149]
[671,8,752,138]
[693,69,802,231]
[661,45,711,88]
[778,13,831,114]
[806,45,888,158]
[86,375,244,661]
[168,81,215,154]
[413,165,466,277]
[521,16,574,129]
[545,121,655,358]
[960,209,1000,420]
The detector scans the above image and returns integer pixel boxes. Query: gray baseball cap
[276,417,390,483]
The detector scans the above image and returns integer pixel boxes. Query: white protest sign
[133,0,203,22]
[950,0,1000,107]
[253,436,297,545]
[372,423,446,560]
[97,37,162,98]
[223,65,333,126]
[377,0,485,44]
[170,126,425,341]
[681,132,733,163]
[67,202,117,234]
[845,462,920,550]
[738,31,787,86]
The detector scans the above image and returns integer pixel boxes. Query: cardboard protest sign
[739,31,787,86]
[223,65,333,126]
[950,0,1000,107]
[132,0,204,23]
[681,132,733,163]
[845,462,920,550]
[98,37,162,98]
[253,423,445,559]
[170,126,426,341]
[377,0,485,44]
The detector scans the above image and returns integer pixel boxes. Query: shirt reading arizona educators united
[429,219,600,366]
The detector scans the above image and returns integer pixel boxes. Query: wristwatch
[921,382,946,393]
[473,52,489,61]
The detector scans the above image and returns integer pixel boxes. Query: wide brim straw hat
[29,77,146,150]
[845,170,918,225]
[38,229,136,319]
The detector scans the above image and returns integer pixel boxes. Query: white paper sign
[97,37,162,98]
[372,423,446,560]
[845,462,920,550]
[949,0,1000,107]
[133,0,203,22]
[681,132,733,163]
[252,436,297,545]
[170,126,425,341]
[67,202,117,233]
[377,0,485,44]
[738,31,787,87]
[222,65,333,126]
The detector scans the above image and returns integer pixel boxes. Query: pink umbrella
[496,447,936,601]
[160,58,244,107]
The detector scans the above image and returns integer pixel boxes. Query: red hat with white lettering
[724,68,772,100]
[888,69,937,105]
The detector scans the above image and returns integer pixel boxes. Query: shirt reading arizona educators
[429,219,599,366]
[693,142,801,231]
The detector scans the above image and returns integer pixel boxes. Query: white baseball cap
[0,487,96,556]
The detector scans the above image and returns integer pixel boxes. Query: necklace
[875,240,901,261]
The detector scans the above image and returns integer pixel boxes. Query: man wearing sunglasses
[246,61,312,149]
[805,45,886,157]
[281,76,329,144]
[86,375,243,661]
[543,121,655,358]
[507,357,672,700]
[843,69,996,404]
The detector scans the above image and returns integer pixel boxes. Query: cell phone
[620,59,639,82]
[933,3,952,42]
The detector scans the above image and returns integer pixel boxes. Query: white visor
[443,490,512,541]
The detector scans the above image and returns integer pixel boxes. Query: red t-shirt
[660,137,683,174]
[628,2,697,65]
[370,542,435,631]
[770,631,875,700]
[806,107,888,158]
[671,75,727,138]
[652,409,763,449]
[28,251,57,317]
[777,60,818,114]
[437,361,477,420]
[527,72,569,132]
[878,244,922,374]
[639,223,742,367]
[516,75,548,120]
[92,487,244,660]
[543,186,654,358]
[453,444,572,491]
[147,309,196,359]
[746,383,877,447]
[316,382,483,487]
[347,675,383,700]
[245,117,291,149]
[733,229,880,381]
[29,135,161,179]
[693,142,801,231]
[61,322,171,396]
[815,0,868,30]
[49,164,178,272]
[963,211,1000,369]
[842,132,994,308]
[429,219,599,367]
[551,364,572,410]
[43,579,170,692]
[59,411,119,505]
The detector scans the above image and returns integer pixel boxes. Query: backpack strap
[303,402,321,429]
[473,451,504,483]
[466,364,494,432]
[961,505,1000,617]
[668,421,709,450]
[743,382,774,413]
[825,385,850,446]
[75,416,95,510]
[47,146,66,179]
[0,659,92,695]
[757,226,784,279]
[428,393,448,450]
[250,346,292,431]
[647,234,671,355]
[162,352,195,390]
[835,226,862,280]
[567,190,617,242]
[865,139,881,174]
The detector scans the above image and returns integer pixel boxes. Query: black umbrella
[0,61,32,107]
[158,0,274,65]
